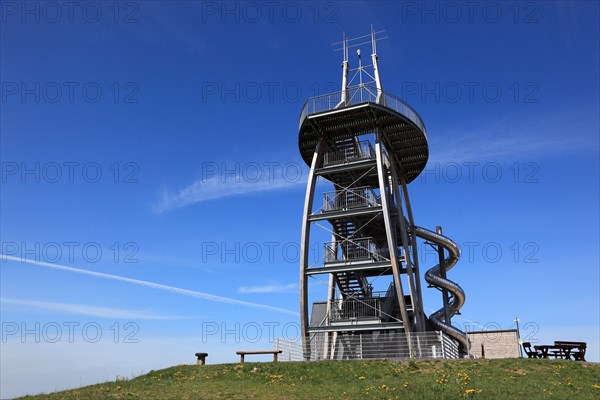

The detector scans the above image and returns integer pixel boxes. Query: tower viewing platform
[298,87,429,184]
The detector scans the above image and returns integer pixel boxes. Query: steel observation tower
[298,29,469,360]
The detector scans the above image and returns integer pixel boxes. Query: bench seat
[236,350,282,363]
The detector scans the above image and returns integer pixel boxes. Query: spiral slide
[414,226,469,354]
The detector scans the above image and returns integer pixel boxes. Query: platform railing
[324,237,384,263]
[323,186,380,212]
[323,140,375,166]
[275,331,460,361]
[330,297,383,321]
[299,87,426,136]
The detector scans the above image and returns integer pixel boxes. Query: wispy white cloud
[0,297,184,320]
[427,113,598,164]
[1,255,298,316]
[154,173,305,213]
[238,283,298,294]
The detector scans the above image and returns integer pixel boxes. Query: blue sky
[1,1,599,397]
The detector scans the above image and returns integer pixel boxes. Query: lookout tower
[297,29,469,360]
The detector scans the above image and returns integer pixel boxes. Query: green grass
[18,358,600,399]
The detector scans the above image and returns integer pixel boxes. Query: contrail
[1,255,299,316]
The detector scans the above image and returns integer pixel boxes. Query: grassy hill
[18,358,600,399]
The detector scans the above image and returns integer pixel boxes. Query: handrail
[324,237,384,263]
[323,186,380,212]
[329,297,383,321]
[299,87,427,137]
[323,140,375,166]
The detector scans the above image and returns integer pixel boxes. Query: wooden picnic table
[534,344,554,358]
[534,343,580,360]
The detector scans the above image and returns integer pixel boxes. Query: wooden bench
[194,352,208,365]
[554,341,587,361]
[236,350,282,363]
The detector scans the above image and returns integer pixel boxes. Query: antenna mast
[333,27,387,107]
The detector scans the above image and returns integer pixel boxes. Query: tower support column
[374,133,411,338]
[300,138,324,360]
[400,174,426,330]
[390,159,423,332]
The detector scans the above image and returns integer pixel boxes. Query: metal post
[374,132,412,342]
[323,269,336,359]
[390,159,422,333]
[515,317,524,358]
[300,138,324,360]
[370,27,384,105]
[400,175,426,330]
[337,34,349,108]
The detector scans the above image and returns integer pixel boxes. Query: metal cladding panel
[309,302,328,327]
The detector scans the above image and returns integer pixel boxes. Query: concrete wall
[468,329,520,359]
